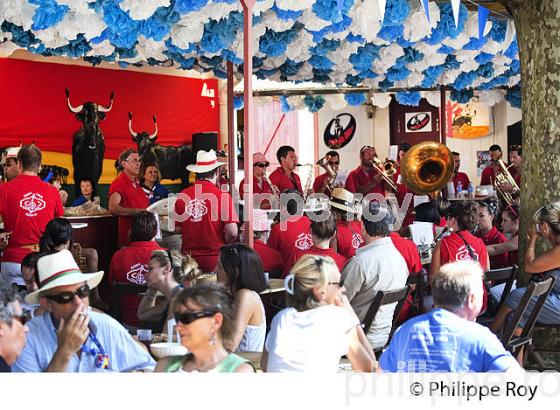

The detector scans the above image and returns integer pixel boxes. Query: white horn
[149,115,158,139]
[98,91,114,113]
[128,118,137,138]
[66,89,83,113]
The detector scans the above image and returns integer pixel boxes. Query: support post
[241,0,255,247]
[440,85,446,145]
[226,61,236,197]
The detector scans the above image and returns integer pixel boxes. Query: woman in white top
[216,243,268,352]
[262,255,375,372]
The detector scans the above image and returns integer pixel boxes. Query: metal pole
[440,85,446,145]
[241,0,255,247]
[226,61,236,197]
[263,113,286,156]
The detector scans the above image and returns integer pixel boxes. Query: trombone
[371,157,398,192]
[316,155,337,192]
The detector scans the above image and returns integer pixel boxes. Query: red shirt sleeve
[345,172,357,193]
[54,191,64,217]
[267,224,280,251]
[312,175,322,193]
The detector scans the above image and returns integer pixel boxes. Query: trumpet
[316,155,337,192]
[494,159,519,206]
[371,157,398,192]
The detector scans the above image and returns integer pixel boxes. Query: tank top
[164,353,253,373]
[236,291,266,353]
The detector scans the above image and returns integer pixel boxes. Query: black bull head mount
[128,112,192,186]
[66,88,114,196]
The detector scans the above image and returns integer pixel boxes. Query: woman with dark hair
[155,283,255,373]
[39,218,105,310]
[476,199,508,268]
[71,179,96,207]
[139,163,169,205]
[216,243,268,352]
[488,204,520,267]
[414,202,441,225]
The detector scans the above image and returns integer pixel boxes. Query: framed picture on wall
[404,112,432,133]
[477,150,490,176]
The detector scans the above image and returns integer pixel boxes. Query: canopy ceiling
[0,0,519,94]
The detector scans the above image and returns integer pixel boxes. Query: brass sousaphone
[400,141,455,195]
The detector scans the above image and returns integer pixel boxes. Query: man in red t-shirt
[108,211,163,327]
[0,145,63,286]
[329,188,364,259]
[269,145,303,194]
[267,191,312,276]
[313,150,340,196]
[345,146,386,197]
[252,209,284,277]
[293,215,347,272]
[480,144,502,186]
[1,146,21,182]
[108,149,149,247]
[239,152,275,209]
[175,150,239,273]
[450,151,471,193]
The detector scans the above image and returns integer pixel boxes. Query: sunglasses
[44,284,90,304]
[174,310,217,325]
[255,162,270,168]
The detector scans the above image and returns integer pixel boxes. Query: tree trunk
[507,0,560,285]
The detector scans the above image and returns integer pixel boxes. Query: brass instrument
[371,157,398,192]
[316,155,337,192]
[263,171,280,200]
[400,141,455,195]
[493,159,519,206]
[297,163,314,201]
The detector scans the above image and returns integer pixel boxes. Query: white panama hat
[186,149,222,173]
[25,249,104,305]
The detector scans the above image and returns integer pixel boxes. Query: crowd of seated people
[0,143,557,374]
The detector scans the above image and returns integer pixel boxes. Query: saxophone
[263,171,280,201]
[298,163,314,202]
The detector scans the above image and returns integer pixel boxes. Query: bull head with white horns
[128,112,158,162]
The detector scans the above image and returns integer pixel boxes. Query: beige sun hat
[186,149,222,173]
[329,187,358,214]
[1,146,21,165]
[253,209,273,232]
[25,249,104,305]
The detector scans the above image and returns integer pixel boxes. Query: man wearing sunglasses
[313,150,340,196]
[12,250,155,372]
[238,152,275,209]
[0,280,28,372]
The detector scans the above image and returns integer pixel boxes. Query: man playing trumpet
[312,150,340,196]
[345,146,386,196]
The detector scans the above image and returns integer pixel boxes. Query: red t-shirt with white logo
[108,241,163,326]
[109,172,149,246]
[345,166,385,196]
[0,175,64,263]
[440,230,489,312]
[336,220,364,259]
[175,180,239,272]
[476,226,508,269]
[267,216,312,277]
[294,246,348,272]
[269,167,303,194]
[389,232,422,274]
[254,239,284,275]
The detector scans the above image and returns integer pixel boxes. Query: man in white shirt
[342,201,409,349]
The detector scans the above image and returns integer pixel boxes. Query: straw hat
[329,188,358,214]
[186,150,222,173]
[25,250,104,305]
[253,209,273,232]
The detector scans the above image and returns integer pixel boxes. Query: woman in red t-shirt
[487,204,520,267]
[430,201,490,310]
[476,199,508,269]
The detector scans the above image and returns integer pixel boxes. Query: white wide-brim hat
[329,187,358,214]
[186,149,222,173]
[1,146,20,165]
[25,249,104,305]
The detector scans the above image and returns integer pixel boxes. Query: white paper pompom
[134,36,167,61]
[299,9,331,31]
[373,43,404,72]
[260,10,295,32]
[422,91,441,107]
[276,0,315,11]
[35,27,69,48]
[348,0,381,41]
[441,33,469,50]
[403,0,440,43]
[507,75,521,87]
[261,55,288,70]
[285,30,314,62]
[120,0,170,20]
[371,93,392,108]
[287,95,305,110]
[476,90,505,106]
[481,40,503,55]
[57,0,95,14]
[87,39,115,57]
[253,0,275,16]
[439,68,461,85]
[57,10,106,41]
[459,59,479,73]
[291,62,314,80]
[394,72,424,89]
[325,94,348,110]
[0,0,38,31]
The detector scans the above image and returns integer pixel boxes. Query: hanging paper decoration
[395,91,421,106]
[421,0,430,23]
[505,87,521,109]
[370,92,392,108]
[450,0,461,29]
[234,96,244,110]
[478,5,489,40]
[377,0,387,23]
[502,19,516,52]
[344,92,366,105]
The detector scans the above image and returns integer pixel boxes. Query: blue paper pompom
[310,39,340,56]
[349,43,381,73]
[259,28,299,57]
[1,22,38,48]
[450,89,473,103]
[386,67,410,82]
[476,62,494,79]
[437,45,455,55]
[272,5,302,21]
[451,71,477,90]
[312,0,353,23]
[345,93,366,106]
[30,0,69,31]
[174,0,209,14]
[379,78,394,91]
[303,95,326,112]
[234,96,244,110]
[489,18,507,43]
[140,7,180,41]
[395,91,421,106]
[505,88,521,108]
[421,64,445,88]
[425,2,468,44]
[503,40,519,59]
[475,52,494,65]
[280,96,293,113]
[377,25,404,42]
[101,2,140,49]
[309,55,334,70]
[383,0,409,26]
[279,59,304,76]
